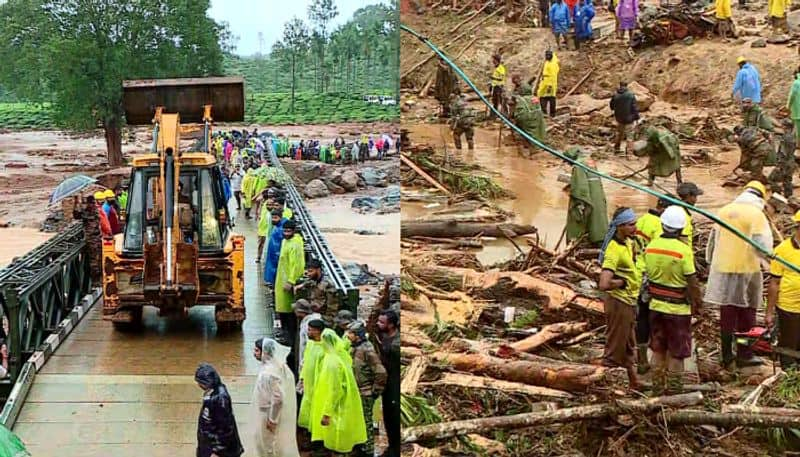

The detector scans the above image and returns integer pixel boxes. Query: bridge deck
[13,219,270,456]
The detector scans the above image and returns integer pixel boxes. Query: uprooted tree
[0,0,232,166]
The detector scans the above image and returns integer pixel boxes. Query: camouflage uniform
[743,105,774,131]
[736,126,772,181]
[434,63,459,117]
[449,94,475,150]
[351,339,387,457]
[74,199,102,285]
[768,128,797,196]
[295,274,339,326]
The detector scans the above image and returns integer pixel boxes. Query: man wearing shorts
[642,206,702,394]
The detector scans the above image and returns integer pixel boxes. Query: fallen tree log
[722,405,800,416]
[421,372,573,399]
[429,351,621,392]
[402,221,537,238]
[401,357,429,395]
[664,410,800,428]
[402,392,704,443]
[509,321,590,353]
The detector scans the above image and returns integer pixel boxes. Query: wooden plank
[449,0,493,34]
[422,373,573,398]
[401,153,452,194]
[564,68,594,97]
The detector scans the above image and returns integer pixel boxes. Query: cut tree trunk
[401,357,429,395]
[509,321,590,353]
[104,117,123,167]
[402,221,537,238]
[722,405,800,416]
[664,410,800,428]
[402,392,704,443]
[421,372,573,399]
[429,351,622,392]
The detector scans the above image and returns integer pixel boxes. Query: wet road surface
[14,214,271,456]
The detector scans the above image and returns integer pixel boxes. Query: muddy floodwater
[404,123,741,265]
[0,228,54,267]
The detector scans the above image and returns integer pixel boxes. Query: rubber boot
[637,344,651,375]
[666,372,684,395]
[720,332,735,369]
[467,139,474,151]
[651,367,667,396]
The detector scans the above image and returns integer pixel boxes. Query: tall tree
[0,0,230,166]
[277,17,310,114]
[308,0,338,93]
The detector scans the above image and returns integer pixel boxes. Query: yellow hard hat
[744,180,766,197]
[793,210,800,223]
[93,191,105,201]
[736,56,746,64]
[103,189,115,199]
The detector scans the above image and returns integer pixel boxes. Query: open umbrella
[49,175,97,206]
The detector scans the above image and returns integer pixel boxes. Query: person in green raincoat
[297,319,325,451]
[257,188,278,262]
[634,126,683,186]
[241,168,257,219]
[0,424,29,457]
[565,147,609,245]
[275,220,305,375]
[309,329,367,454]
[509,95,547,153]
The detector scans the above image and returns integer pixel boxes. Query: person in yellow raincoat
[310,329,367,454]
[275,220,305,373]
[297,319,325,451]
[768,0,790,33]
[241,168,256,219]
[537,50,560,118]
[715,0,733,39]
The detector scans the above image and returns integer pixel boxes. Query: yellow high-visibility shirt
[770,238,800,313]
[644,236,696,316]
[491,63,507,87]
[636,212,663,245]
[769,0,790,18]
[716,0,732,19]
[713,202,770,273]
[601,238,641,306]
[681,208,693,250]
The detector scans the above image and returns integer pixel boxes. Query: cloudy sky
[209,0,388,57]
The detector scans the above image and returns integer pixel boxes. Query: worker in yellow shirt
[643,206,702,394]
[633,196,669,374]
[598,207,642,389]
[705,181,772,369]
[537,50,560,118]
[715,0,733,39]
[766,210,800,368]
[676,182,703,250]
[768,0,790,33]
[489,53,507,118]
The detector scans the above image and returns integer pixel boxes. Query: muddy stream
[404,123,741,266]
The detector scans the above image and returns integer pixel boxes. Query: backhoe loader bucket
[122,77,245,125]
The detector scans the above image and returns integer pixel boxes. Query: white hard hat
[660,205,687,231]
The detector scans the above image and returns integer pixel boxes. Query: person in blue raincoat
[195,363,244,457]
[549,0,571,49]
[732,57,762,104]
[264,209,289,286]
[575,0,595,46]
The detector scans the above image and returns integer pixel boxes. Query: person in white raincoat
[249,337,300,457]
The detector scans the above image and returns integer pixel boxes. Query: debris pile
[634,4,717,48]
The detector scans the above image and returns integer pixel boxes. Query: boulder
[323,178,345,195]
[789,10,800,32]
[304,179,330,199]
[628,81,655,111]
[340,170,360,191]
[561,94,608,116]
[750,38,767,48]
[359,167,388,187]
[295,162,323,184]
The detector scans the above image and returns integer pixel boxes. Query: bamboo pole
[449,0,493,34]
[401,153,452,194]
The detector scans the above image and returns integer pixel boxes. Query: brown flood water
[404,123,741,265]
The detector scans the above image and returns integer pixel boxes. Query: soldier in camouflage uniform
[73,195,102,285]
[293,258,339,326]
[734,125,772,182]
[768,118,797,196]
[742,98,775,132]
[334,310,354,337]
[345,320,387,457]
[434,59,459,118]
[449,88,475,151]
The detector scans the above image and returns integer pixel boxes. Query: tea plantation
[0,103,55,129]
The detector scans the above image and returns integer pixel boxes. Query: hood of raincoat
[260,337,291,365]
[195,363,222,389]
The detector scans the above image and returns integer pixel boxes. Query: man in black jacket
[609,81,640,155]
[195,363,244,457]
[377,309,400,457]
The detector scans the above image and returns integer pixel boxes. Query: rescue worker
[767,210,800,368]
[598,207,642,389]
[539,0,551,28]
[633,196,671,374]
[767,118,797,197]
[715,0,733,40]
[334,309,355,337]
[377,310,400,457]
[255,192,274,263]
[103,189,121,235]
[642,206,702,394]
[733,125,771,182]
[705,181,773,369]
[346,319,388,457]
[274,220,306,374]
[74,194,103,284]
[768,0,790,33]
[676,182,702,250]
[230,165,243,210]
[537,50,560,118]
[511,74,532,97]
[549,0,570,49]
[575,0,596,46]
[509,95,547,148]
[449,89,475,151]
[610,81,640,155]
[634,126,683,186]
[359,134,369,163]
[434,59,459,118]
[309,329,367,455]
[565,147,609,245]
[241,168,257,219]
[293,299,322,374]
[93,191,112,238]
[489,54,507,117]
[615,0,638,44]
[742,97,774,131]
[116,186,128,214]
[733,57,762,104]
[787,66,800,141]
[194,363,244,457]
[294,258,339,325]
[264,209,288,287]
[296,319,325,452]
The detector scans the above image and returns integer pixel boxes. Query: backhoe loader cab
[101,77,246,329]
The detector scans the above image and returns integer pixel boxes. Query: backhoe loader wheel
[111,308,143,332]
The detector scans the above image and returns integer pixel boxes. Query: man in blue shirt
[733,56,762,104]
